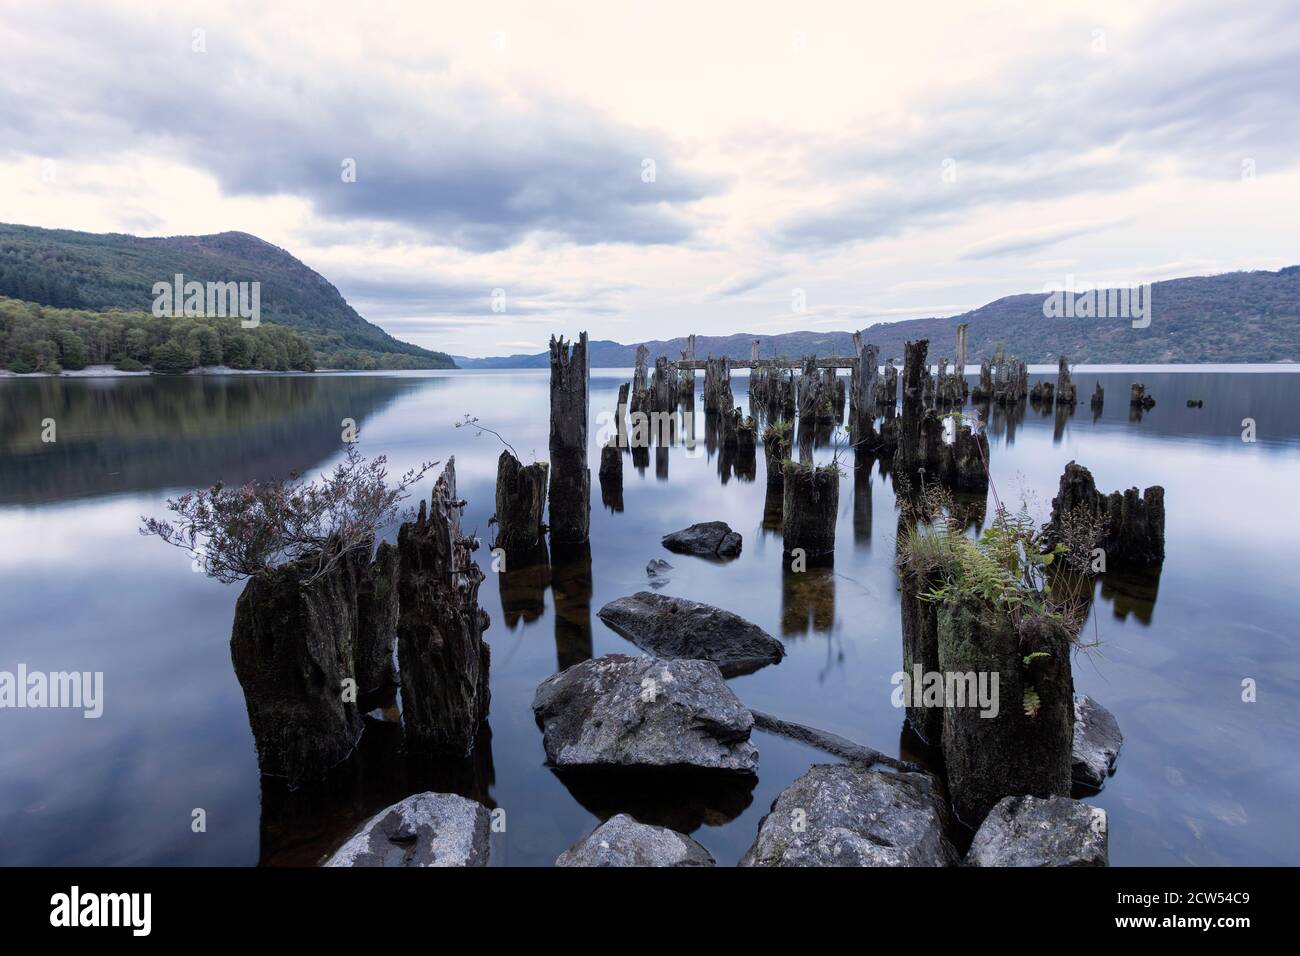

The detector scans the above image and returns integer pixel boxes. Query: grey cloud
[959,219,1128,261]
[776,0,1300,250]
[0,8,719,251]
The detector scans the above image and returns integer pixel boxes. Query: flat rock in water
[661,521,743,559]
[966,795,1108,867]
[532,654,758,773]
[597,591,785,676]
[555,813,715,867]
[739,763,957,867]
[1072,694,1123,791]
[323,792,490,867]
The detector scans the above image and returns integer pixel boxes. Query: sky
[1,0,1297,357]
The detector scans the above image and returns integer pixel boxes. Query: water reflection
[780,563,836,636]
[0,374,416,504]
[498,542,551,629]
[549,767,755,834]
[853,455,873,546]
[1099,568,1162,626]
[552,542,594,671]
[258,716,496,866]
[3,368,1300,867]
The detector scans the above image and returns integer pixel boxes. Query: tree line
[0,296,315,374]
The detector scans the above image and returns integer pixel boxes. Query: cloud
[0,6,719,252]
[774,0,1300,251]
[959,219,1127,261]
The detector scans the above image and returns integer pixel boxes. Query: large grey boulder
[740,764,957,867]
[1072,694,1123,791]
[323,792,490,867]
[966,795,1108,867]
[532,655,758,773]
[661,521,742,560]
[597,591,785,676]
[555,814,715,867]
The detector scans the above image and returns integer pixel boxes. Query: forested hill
[0,223,455,369]
[454,266,1300,368]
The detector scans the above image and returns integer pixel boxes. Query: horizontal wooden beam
[679,357,858,371]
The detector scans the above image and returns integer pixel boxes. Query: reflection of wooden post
[552,543,593,671]
[498,541,551,629]
[549,333,589,545]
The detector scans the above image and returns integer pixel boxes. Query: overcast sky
[1,0,1297,356]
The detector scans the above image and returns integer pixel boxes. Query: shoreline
[2,362,1297,381]
[0,364,343,379]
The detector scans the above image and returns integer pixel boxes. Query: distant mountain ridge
[0,222,455,369]
[455,267,1300,368]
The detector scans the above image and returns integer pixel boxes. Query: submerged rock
[661,521,743,560]
[597,591,785,676]
[532,654,758,773]
[1072,694,1123,791]
[645,558,673,589]
[740,763,957,867]
[323,792,490,867]
[555,813,715,867]
[966,795,1108,867]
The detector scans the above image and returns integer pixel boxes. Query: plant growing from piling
[140,444,434,584]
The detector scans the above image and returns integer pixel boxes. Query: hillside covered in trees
[455,266,1300,367]
[0,223,455,370]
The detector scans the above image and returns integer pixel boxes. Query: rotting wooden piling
[548,332,590,545]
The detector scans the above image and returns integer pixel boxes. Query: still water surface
[1,366,1298,865]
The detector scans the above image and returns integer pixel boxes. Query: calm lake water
[1,366,1298,866]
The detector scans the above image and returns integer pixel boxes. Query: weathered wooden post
[549,332,590,545]
[397,459,492,756]
[493,451,549,551]
[849,331,864,422]
[1042,461,1165,570]
[853,342,879,448]
[955,322,968,378]
[782,460,839,564]
[878,359,898,408]
[632,343,649,397]
[939,605,1075,825]
[894,339,929,479]
[1129,383,1154,408]
[973,357,992,401]
[763,420,791,487]
[1055,355,1077,405]
[599,382,626,497]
